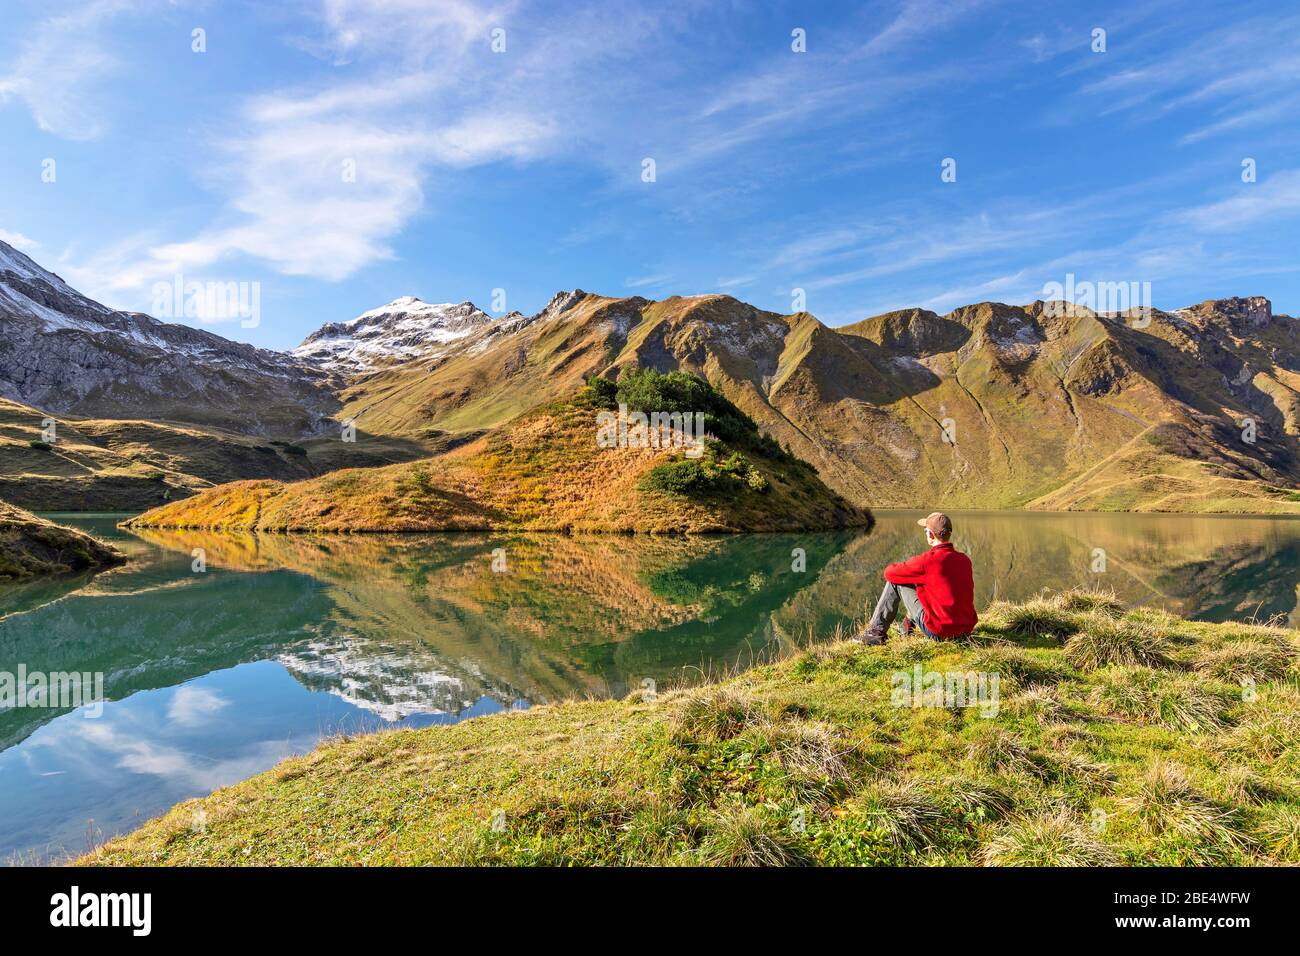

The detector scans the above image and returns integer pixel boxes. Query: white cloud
[166,685,230,726]
[317,0,512,64]
[919,269,1037,312]
[859,0,988,58]
[0,0,147,140]
[79,0,637,302]
[0,230,40,252]
[625,273,673,289]
[1075,14,1300,144]
[1177,169,1300,232]
[716,275,756,290]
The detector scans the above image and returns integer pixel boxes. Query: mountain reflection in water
[1,510,1296,862]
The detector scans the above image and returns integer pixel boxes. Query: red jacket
[883,542,977,637]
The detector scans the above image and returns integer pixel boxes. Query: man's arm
[883,552,929,585]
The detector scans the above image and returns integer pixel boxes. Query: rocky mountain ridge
[0,239,338,437]
[2,236,1296,514]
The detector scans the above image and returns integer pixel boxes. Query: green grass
[81,589,1300,867]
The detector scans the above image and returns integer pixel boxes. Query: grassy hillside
[330,292,1300,515]
[0,502,123,579]
[125,375,870,534]
[0,397,441,511]
[81,590,1300,866]
[1027,423,1300,513]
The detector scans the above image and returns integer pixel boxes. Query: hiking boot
[900,616,915,636]
[857,626,888,646]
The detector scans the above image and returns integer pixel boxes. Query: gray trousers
[868,582,934,637]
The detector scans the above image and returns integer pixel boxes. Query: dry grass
[1064,616,1174,670]
[0,501,123,579]
[1194,640,1294,683]
[698,804,806,866]
[125,392,869,535]
[980,809,1118,866]
[1119,763,1252,863]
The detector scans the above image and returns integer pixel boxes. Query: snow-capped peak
[355,295,460,321]
[294,296,493,373]
[0,236,114,328]
[0,237,64,287]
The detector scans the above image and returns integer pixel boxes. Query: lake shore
[0,503,124,581]
[79,590,1300,867]
[121,384,872,535]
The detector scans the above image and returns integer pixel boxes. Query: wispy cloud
[625,273,673,289]
[0,229,40,252]
[1075,14,1300,144]
[1176,168,1300,231]
[716,274,756,290]
[858,0,990,58]
[0,0,149,140]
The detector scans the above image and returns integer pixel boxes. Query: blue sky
[2,0,1298,351]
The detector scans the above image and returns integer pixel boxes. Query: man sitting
[859,512,976,644]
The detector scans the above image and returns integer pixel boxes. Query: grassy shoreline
[0,502,124,580]
[79,589,1300,867]
[122,382,870,535]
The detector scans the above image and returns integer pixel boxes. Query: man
[859,512,976,644]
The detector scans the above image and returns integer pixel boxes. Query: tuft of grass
[939,778,1017,823]
[767,720,855,791]
[1003,684,1073,722]
[964,725,1050,779]
[672,687,762,743]
[1215,765,1282,807]
[977,597,1083,643]
[883,634,941,664]
[847,780,951,851]
[1065,615,1173,670]
[697,804,805,867]
[1255,807,1300,862]
[1056,587,1125,616]
[1120,763,1251,864]
[1090,667,1233,732]
[1194,640,1293,683]
[980,809,1118,866]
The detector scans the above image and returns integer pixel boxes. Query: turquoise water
[2,511,1297,862]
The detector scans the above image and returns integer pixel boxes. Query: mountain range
[2,235,1297,517]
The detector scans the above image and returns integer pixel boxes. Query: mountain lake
[2,510,1298,862]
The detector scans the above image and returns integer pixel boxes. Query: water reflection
[1,510,1297,861]
[126,527,858,716]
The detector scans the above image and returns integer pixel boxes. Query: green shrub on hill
[582,375,619,408]
[640,439,769,498]
[585,368,794,464]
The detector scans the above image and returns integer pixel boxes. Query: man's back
[882,542,977,637]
